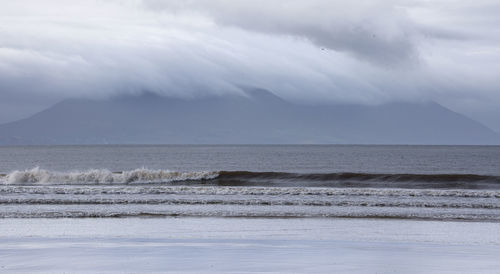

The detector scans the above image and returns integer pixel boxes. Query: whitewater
[1,167,218,185]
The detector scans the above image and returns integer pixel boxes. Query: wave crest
[2,168,500,189]
[1,167,219,185]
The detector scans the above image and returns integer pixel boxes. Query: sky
[1,0,499,131]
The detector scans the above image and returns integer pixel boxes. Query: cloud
[143,0,419,66]
[0,0,499,130]
[0,0,418,103]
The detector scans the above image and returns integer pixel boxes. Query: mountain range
[0,89,498,145]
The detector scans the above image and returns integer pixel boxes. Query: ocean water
[1,145,500,220]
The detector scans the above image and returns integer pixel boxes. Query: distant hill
[0,89,498,145]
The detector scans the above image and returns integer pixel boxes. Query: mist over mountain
[0,89,498,145]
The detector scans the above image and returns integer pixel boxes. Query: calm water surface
[0,145,499,174]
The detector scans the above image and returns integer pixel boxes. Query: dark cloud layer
[0,0,499,131]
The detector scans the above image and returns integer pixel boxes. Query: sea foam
[1,167,219,185]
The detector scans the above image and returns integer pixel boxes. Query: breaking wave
[0,167,218,185]
[1,168,500,189]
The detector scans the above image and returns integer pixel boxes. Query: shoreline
[2,215,500,223]
[2,217,500,273]
[2,217,500,242]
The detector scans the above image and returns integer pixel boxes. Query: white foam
[1,167,219,185]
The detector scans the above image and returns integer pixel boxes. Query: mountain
[0,89,498,145]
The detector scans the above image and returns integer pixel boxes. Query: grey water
[1,145,500,220]
[1,144,500,174]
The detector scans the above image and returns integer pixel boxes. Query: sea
[1,145,499,221]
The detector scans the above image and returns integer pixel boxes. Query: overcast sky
[1,0,499,131]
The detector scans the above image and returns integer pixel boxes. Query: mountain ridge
[0,89,498,145]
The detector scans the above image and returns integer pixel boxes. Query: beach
[2,217,500,273]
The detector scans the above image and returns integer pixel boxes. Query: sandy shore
[1,218,500,273]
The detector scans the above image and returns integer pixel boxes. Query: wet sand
[1,218,500,273]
